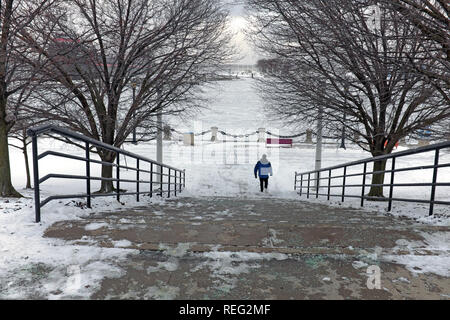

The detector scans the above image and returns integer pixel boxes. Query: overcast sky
[225,1,259,64]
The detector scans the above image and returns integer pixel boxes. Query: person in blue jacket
[254,154,273,192]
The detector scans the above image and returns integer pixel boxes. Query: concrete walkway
[44,196,450,299]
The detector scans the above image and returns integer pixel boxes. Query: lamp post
[156,87,163,166]
[131,82,137,145]
[314,104,323,190]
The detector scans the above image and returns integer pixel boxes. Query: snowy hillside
[6,78,450,221]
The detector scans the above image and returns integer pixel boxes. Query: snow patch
[0,190,138,299]
[382,232,450,277]
[194,251,288,276]
[85,222,108,231]
[352,261,369,269]
[393,277,410,284]
[113,240,133,248]
[383,254,450,277]
[262,228,284,247]
[190,250,288,293]
[147,258,179,273]
[159,243,192,257]
[144,283,180,300]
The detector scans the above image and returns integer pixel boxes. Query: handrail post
[388,157,396,211]
[327,169,331,201]
[300,174,303,196]
[316,171,320,198]
[183,169,186,189]
[116,152,120,202]
[150,163,153,198]
[294,172,297,191]
[307,173,311,199]
[174,170,177,197]
[429,148,440,216]
[85,142,91,208]
[159,165,163,197]
[168,168,171,198]
[136,158,140,202]
[342,166,347,202]
[31,135,41,223]
[361,162,367,207]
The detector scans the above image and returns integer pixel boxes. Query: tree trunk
[0,118,22,197]
[23,133,31,189]
[367,159,387,198]
[99,163,115,193]
[96,151,117,193]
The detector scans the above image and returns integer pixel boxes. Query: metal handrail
[294,140,450,216]
[299,141,450,175]
[28,124,186,223]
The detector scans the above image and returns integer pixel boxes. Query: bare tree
[384,1,449,60]
[8,125,32,189]
[247,0,450,197]
[8,101,49,190]
[20,0,232,193]
[382,0,450,137]
[0,0,58,197]
[381,0,449,101]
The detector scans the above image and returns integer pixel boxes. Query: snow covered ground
[1,77,449,298]
[7,79,450,222]
[0,190,142,299]
[7,131,449,223]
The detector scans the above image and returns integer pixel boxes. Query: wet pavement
[43,196,450,299]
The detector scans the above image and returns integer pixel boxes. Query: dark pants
[260,177,269,192]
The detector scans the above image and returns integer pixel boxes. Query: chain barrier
[218,130,258,138]
[266,131,306,139]
[194,130,212,136]
[170,128,184,135]
[168,127,337,141]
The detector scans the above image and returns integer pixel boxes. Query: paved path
[44,196,450,299]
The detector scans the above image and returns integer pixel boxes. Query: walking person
[254,154,273,192]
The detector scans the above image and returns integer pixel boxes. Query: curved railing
[28,124,185,222]
[295,141,450,216]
